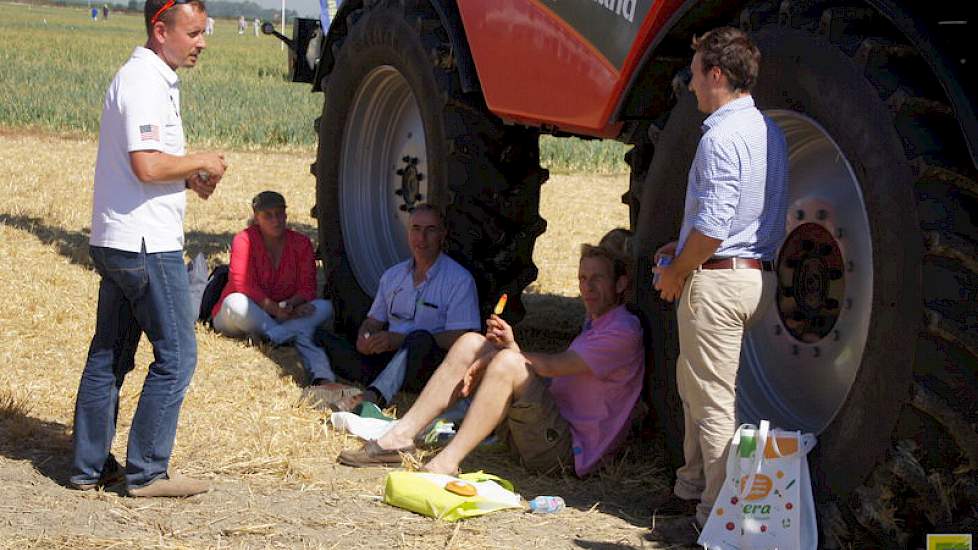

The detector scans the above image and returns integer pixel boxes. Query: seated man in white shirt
[310,205,481,410]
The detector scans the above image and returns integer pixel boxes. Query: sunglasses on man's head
[150,0,190,25]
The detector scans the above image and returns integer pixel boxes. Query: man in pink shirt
[337,242,645,476]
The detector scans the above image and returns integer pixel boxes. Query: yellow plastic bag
[383,471,522,521]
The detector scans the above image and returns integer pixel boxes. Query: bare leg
[424,349,533,475]
[377,332,497,450]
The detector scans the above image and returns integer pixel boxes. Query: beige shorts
[495,375,574,475]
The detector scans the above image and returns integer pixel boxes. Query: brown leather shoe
[337,439,415,468]
[128,473,210,498]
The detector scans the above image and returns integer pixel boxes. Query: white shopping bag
[329,411,396,440]
[698,420,817,550]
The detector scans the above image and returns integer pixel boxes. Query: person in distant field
[205,16,214,35]
[212,191,336,386]
[237,15,246,34]
[337,242,645,479]
[102,4,109,20]
[253,17,260,36]
[649,26,789,533]
[71,0,226,498]
[311,204,480,412]
[91,6,98,21]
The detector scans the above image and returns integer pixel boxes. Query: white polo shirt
[90,47,187,253]
[367,252,480,335]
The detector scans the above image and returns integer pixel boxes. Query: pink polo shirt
[548,304,645,476]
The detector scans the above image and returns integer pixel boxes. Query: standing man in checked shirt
[649,27,789,530]
[70,0,227,498]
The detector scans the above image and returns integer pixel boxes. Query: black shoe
[70,454,126,491]
[362,387,387,409]
[647,516,700,545]
[649,491,698,517]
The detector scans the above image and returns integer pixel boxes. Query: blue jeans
[71,245,197,489]
[316,329,445,402]
[212,292,336,383]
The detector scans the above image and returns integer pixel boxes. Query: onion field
[0,2,629,172]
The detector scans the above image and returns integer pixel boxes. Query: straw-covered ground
[0,131,684,549]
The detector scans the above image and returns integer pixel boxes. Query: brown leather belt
[700,257,774,271]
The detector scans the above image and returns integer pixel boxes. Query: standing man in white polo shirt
[312,205,481,410]
[70,0,227,498]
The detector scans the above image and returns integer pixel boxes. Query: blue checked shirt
[677,96,789,261]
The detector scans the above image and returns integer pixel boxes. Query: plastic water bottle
[528,495,565,514]
[652,254,672,287]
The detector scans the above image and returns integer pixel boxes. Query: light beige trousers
[671,268,777,526]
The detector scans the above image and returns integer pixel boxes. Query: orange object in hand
[493,293,508,316]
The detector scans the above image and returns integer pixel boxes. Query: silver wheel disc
[339,66,427,296]
[738,111,873,434]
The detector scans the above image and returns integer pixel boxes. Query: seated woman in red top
[212,191,336,384]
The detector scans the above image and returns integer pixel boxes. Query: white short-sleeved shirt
[90,47,187,253]
[367,252,480,335]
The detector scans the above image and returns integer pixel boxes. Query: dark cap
[252,191,286,211]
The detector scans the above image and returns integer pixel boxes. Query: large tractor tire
[634,6,978,546]
[315,0,548,335]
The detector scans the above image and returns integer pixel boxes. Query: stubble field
[0,2,680,549]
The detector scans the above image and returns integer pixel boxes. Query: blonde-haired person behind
[212,191,336,384]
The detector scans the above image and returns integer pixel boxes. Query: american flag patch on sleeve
[139,124,160,141]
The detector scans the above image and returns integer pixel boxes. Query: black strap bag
[198,264,230,325]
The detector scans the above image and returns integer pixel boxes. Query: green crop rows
[0,2,628,173]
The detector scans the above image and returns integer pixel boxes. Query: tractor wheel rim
[340,65,427,296]
[738,110,873,434]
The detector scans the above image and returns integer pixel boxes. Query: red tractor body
[455,0,680,136]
